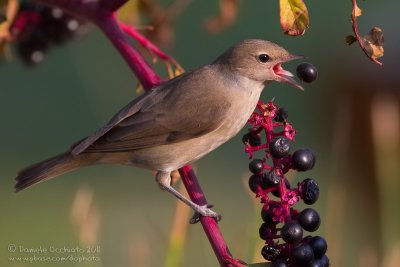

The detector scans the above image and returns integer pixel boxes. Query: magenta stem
[179,166,235,267]
[95,13,162,89]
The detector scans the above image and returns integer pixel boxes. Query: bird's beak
[273,54,304,91]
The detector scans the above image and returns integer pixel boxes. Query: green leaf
[279,0,309,36]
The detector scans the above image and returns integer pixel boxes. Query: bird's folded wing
[71,68,231,154]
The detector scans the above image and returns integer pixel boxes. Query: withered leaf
[346,35,358,45]
[279,0,309,36]
[362,27,384,59]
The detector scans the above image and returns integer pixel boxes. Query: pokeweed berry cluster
[9,1,88,65]
[243,101,329,267]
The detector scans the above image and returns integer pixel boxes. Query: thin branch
[350,0,382,66]
[179,166,246,267]
[118,21,184,73]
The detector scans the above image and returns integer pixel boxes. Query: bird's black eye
[258,54,270,63]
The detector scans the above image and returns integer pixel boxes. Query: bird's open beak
[273,54,304,91]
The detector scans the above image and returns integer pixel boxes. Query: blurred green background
[1,0,400,266]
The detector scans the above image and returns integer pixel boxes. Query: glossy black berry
[292,148,316,171]
[272,178,290,197]
[271,259,288,267]
[261,245,280,261]
[300,178,320,205]
[274,107,288,122]
[263,169,281,187]
[261,207,274,223]
[310,236,327,258]
[298,208,321,232]
[320,255,330,267]
[249,159,264,174]
[259,222,277,240]
[242,133,262,147]
[248,174,263,193]
[291,243,314,265]
[281,221,303,244]
[269,136,291,158]
[296,62,318,83]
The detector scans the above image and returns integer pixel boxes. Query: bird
[15,39,303,220]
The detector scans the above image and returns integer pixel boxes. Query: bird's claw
[190,204,221,224]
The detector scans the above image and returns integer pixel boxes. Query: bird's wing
[71,67,232,154]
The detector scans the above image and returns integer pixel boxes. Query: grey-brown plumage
[15,39,303,219]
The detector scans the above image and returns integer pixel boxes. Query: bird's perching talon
[189,204,221,224]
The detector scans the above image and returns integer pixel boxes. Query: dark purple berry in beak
[296,62,318,83]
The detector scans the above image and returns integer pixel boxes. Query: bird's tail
[15,152,94,192]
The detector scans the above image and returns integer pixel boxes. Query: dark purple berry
[292,148,316,171]
[242,133,261,147]
[298,208,321,232]
[272,178,290,197]
[310,236,327,258]
[296,62,318,83]
[263,169,281,187]
[320,255,330,267]
[300,178,320,205]
[274,107,288,122]
[259,222,277,240]
[281,221,303,244]
[261,245,280,261]
[248,174,263,193]
[291,243,314,265]
[269,136,291,158]
[249,159,264,174]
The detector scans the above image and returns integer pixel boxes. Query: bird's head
[214,39,303,90]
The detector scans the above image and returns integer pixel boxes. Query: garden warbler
[15,39,303,220]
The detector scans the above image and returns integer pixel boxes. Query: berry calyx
[292,148,316,171]
[270,136,291,158]
[296,62,318,83]
[281,221,303,244]
[298,208,321,232]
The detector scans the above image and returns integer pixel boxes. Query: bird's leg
[156,171,221,223]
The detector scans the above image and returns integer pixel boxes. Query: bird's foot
[190,204,221,224]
